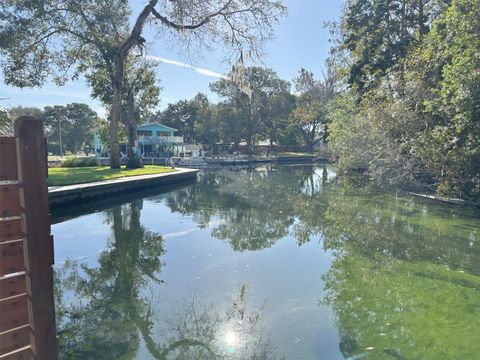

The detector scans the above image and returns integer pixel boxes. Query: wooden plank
[0,346,31,360]
[0,240,25,277]
[0,183,20,218]
[0,325,30,355]
[0,138,17,181]
[15,117,58,359]
[0,217,23,243]
[0,294,28,333]
[0,273,26,300]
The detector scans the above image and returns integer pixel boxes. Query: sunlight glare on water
[52,164,480,360]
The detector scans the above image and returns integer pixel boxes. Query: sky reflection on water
[52,164,480,359]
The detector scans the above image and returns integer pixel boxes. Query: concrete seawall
[204,155,326,166]
[48,168,199,207]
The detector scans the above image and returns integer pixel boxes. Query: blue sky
[0,0,344,116]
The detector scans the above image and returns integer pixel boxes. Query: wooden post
[1,134,30,359]
[15,117,58,359]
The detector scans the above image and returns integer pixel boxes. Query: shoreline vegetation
[48,165,175,186]
[326,0,480,202]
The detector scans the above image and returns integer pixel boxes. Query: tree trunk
[109,0,157,168]
[126,93,143,169]
[267,138,274,157]
[246,135,254,155]
[323,123,329,143]
[110,67,122,169]
[309,123,316,154]
[418,0,426,40]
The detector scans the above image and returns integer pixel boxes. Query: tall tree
[194,103,219,149]
[8,105,43,119]
[339,0,449,94]
[160,93,209,145]
[291,69,334,153]
[210,66,290,152]
[0,0,287,168]
[263,86,296,150]
[408,0,480,197]
[87,55,161,168]
[44,103,98,154]
[0,105,44,136]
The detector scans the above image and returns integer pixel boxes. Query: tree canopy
[327,0,480,200]
[43,103,98,154]
[291,68,334,152]
[210,66,293,150]
[0,0,287,167]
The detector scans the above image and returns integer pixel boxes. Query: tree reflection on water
[160,165,480,359]
[55,199,281,359]
[54,165,480,359]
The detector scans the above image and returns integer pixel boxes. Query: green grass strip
[48,165,175,186]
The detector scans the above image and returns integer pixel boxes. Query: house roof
[137,122,178,132]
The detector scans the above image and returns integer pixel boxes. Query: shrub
[61,157,98,167]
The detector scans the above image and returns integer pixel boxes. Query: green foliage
[0,0,131,88]
[8,105,43,119]
[329,0,480,199]
[87,55,161,123]
[61,157,99,168]
[291,68,334,152]
[96,117,126,152]
[0,0,287,168]
[411,0,480,198]
[158,93,209,144]
[194,101,220,146]
[44,103,98,154]
[0,105,12,135]
[339,0,448,93]
[210,66,293,150]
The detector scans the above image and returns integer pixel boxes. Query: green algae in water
[323,250,480,360]
[52,165,480,359]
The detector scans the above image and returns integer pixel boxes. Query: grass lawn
[48,165,176,186]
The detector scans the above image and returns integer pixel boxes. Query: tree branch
[150,0,234,31]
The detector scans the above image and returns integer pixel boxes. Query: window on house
[138,130,152,136]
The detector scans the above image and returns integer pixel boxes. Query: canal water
[51,164,480,360]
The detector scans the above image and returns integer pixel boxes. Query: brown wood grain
[0,184,21,218]
[0,217,23,243]
[0,137,18,181]
[0,274,26,300]
[0,346,32,360]
[0,324,30,355]
[0,294,28,333]
[15,117,58,359]
[0,240,25,277]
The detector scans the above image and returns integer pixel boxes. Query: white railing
[138,135,183,144]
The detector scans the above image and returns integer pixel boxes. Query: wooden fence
[0,117,58,359]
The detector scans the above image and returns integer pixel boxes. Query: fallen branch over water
[408,192,466,205]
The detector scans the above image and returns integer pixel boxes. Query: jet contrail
[146,55,227,79]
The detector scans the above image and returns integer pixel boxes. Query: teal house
[93,122,184,158]
[136,122,183,157]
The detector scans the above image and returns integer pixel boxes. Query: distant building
[94,122,186,159]
[136,122,184,157]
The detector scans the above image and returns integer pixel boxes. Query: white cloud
[146,55,227,79]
